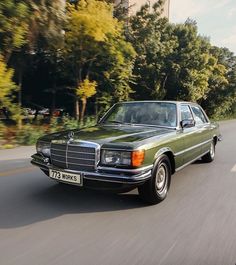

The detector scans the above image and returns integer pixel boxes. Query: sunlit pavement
[0,145,34,161]
[0,120,236,265]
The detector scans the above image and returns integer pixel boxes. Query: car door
[178,104,203,164]
[190,104,212,154]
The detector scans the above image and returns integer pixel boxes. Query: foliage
[0,122,5,142]
[61,115,96,130]
[164,21,219,102]
[13,116,97,146]
[64,0,121,83]
[128,2,177,99]
[128,3,234,118]
[16,125,45,145]
[0,0,30,62]
[0,0,236,133]
[64,0,135,121]
[61,115,80,130]
[0,56,18,109]
[76,78,97,99]
[201,47,236,118]
[76,78,97,122]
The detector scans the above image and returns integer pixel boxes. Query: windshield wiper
[105,120,134,125]
[106,120,124,124]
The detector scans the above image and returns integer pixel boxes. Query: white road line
[231,164,236,172]
[158,241,178,265]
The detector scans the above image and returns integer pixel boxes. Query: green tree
[76,78,97,122]
[0,56,18,115]
[64,0,120,120]
[12,0,66,126]
[94,32,136,115]
[129,6,227,105]
[26,0,65,51]
[129,2,177,100]
[164,20,215,102]
[23,0,66,114]
[0,0,30,63]
[64,0,135,120]
[201,47,236,117]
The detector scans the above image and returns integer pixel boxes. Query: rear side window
[180,105,193,121]
[191,105,208,124]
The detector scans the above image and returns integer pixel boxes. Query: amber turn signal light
[131,150,145,167]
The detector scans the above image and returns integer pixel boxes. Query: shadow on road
[0,172,147,229]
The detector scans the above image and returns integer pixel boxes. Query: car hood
[41,125,174,149]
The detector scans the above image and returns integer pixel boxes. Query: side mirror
[180,119,195,129]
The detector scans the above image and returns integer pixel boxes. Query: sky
[170,0,236,54]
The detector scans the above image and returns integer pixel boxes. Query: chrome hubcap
[156,164,166,191]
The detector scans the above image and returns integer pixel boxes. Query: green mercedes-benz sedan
[31,101,221,204]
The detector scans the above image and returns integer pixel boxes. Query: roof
[117,100,195,105]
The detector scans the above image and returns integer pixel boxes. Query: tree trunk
[75,98,80,121]
[80,97,87,124]
[52,88,56,112]
[95,97,98,121]
[18,70,23,130]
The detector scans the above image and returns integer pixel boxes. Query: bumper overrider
[31,153,152,191]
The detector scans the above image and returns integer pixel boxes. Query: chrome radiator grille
[51,142,98,171]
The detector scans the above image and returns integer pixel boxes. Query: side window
[180,105,193,121]
[191,105,208,125]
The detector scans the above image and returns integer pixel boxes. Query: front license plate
[49,169,82,186]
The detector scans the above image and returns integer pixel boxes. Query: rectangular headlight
[101,150,145,167]
[101,150,131,166]
[36,141,51,157]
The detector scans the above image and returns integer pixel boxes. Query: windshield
[101,102,177,128]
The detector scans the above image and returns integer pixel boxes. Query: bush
[48,117,61,133]
[16,125,45,145]
[61,116,80,130]
[61,115,96,130]
[0,122,5,141]
[83,116,96,128]
[0,115,97,147]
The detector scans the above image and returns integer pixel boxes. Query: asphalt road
[0,120,236,265]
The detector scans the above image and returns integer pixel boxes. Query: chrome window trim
[179,103,194,122]
[190,103,210,124]
[99,102,178,129]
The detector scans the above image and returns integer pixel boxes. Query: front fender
[154,147,175,160]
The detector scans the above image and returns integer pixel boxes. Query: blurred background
[0,0,236,148]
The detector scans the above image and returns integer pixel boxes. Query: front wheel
[202,140,215,163]
[138,154,171,205]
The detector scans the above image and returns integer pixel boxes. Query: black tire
[138,154,171,205]
[202,140,215,163]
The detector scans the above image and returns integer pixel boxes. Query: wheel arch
[213,135,218,146]
[154,148,175,174]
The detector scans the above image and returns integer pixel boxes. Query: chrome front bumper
[31,153,152,185]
